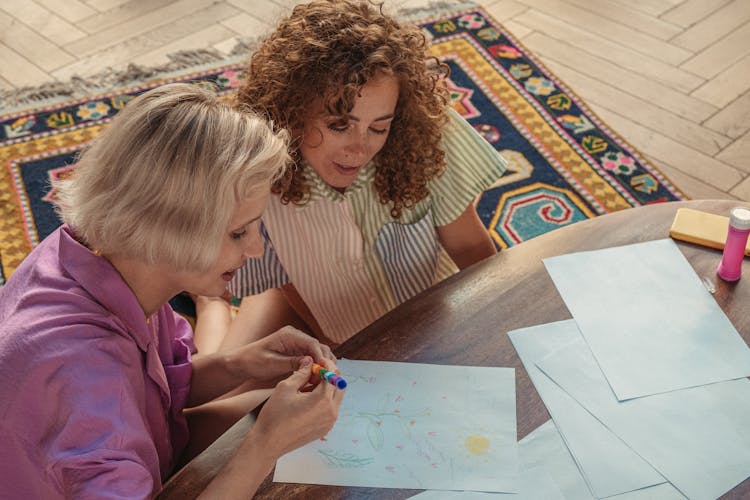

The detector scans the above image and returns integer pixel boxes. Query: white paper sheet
[508,321,665,498]
[274,359,518,492]
[519,420,593,500]
[537,332,750,500]
[543,238,750,400]
[410,420,685,500]
[407,421,570,500]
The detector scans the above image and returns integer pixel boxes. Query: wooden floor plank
[76,0,174,35]
[612,0,682,17]
[542,58,731,157]
[514,0,691,65]
[661,0,732,28]
[514,9,704,94]
[691,52,750,108]
[62,0,227,56]
[220,12,272,38]
[0,10,75,71]
[557,0,683,40]
[53,2,240,80]
[1,1,87,45]
[484,0,530,23]
[704,90,750,139]
[679,20,750,79]
[716,132,750,172]
[522,31,718,124]
[132,25,236,67]
[670,0,750,52]
[647,155,737,200]
[0,43,53,87]
[82,0,132,12]
[592,105,744,191]
[730,175,750,200]
[35,0,96,22]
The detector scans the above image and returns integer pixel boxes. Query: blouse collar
[301,159,376,205]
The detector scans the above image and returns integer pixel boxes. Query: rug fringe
[0,48,250,113]
[0,0,476,114]
[396,0,477,20]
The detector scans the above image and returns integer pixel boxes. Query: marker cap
[729,207,750,231]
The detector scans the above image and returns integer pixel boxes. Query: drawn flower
[456,429,497,463]
[464,434,490,456]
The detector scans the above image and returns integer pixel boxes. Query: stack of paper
[510,238,750,500]
[272,239,750,499]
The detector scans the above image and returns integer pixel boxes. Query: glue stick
[716,207,750,282]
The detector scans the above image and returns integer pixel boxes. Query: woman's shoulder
[0,248,143,376]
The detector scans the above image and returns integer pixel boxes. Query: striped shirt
[231,108,507,344]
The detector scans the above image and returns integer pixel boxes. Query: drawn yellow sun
[464,434,490,456]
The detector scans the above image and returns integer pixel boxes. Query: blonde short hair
[56,83,289,271]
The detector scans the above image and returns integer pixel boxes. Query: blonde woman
[0,83,342,499]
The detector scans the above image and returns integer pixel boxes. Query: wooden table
[159,199,750,499]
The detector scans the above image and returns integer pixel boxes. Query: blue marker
[312,363,347,390]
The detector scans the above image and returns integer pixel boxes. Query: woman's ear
[299,124,325,149]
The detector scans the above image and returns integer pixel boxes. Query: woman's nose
[343,131,368,160]
[242,229,264,260]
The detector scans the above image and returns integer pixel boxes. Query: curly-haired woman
[208,0,507,348]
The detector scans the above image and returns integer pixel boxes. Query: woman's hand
[188,326,336,406]
[250,356,343,457]
[198,357,343,499]
[237,326,337,386]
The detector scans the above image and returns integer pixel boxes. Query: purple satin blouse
[0,226,195,498]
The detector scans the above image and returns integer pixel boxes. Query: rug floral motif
[0,6,685,285]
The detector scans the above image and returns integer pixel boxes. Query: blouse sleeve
[429,107,508,227]
[20,330,163,498]
[229,220,290,297]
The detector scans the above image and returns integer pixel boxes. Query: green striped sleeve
[430,107,507,226]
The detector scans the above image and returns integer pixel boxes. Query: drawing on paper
[317,378,435,469]
[465,434,490,456]
[318,449,374,468]
[274,359,518,492]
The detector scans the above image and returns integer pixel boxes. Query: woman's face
[178,191,269,297]
[300,73,399,191]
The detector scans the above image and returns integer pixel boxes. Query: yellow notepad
[669,207,750,256]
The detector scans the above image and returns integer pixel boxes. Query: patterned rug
[0,5,686,286]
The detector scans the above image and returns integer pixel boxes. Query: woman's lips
[221,269,237,282]
[333,162,361,176]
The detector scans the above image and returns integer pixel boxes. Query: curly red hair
[235,0,450,218]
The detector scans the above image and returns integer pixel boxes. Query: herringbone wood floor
[1,0,749,201]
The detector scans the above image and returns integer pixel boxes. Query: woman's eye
[370,128,388,135]
[327,123,349,133]
[231,230,248,240]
